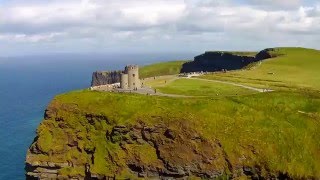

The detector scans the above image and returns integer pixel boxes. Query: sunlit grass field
[157,78,255,96]
[200,48,320,91]
[35,89,320,178]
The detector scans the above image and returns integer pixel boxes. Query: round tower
[120,73,128,89]
[126,65,140,89]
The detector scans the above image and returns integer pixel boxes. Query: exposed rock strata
[26,119,231,179]
[108,123,228,179]
[26,107,294,179]
[91,71,122,87]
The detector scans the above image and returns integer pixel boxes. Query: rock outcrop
[25,113,231,179]
[181,52,256,73]
[181,49,280,73]
[255,48,281,61]
[108,123,229,179]
[91,71,122,87]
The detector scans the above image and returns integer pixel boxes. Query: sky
[0,0,319,56]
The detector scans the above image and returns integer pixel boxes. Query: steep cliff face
[181,52,256,73]
[91,71,122,87]
[25,103,231,179]
[25,106,230,179]
[181,49,279,73]
[255,48,282,61]
[25,90,317,179]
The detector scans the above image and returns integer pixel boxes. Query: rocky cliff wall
[25,102,232,179]
[25,95,295,180]
[181,49,277,73]
[181,52,256,73]
[91,71,122,87]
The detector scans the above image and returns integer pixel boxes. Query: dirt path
[114,86,197,98]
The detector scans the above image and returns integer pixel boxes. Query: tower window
[133,74,135,77]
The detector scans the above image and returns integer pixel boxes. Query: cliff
[180,49,278,73]
[25,90,320,179]
[91,71,122,87]
[25,92,230,179]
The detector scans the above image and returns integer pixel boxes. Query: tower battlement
[125,65,139,72]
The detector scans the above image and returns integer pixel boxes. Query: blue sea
[0,52,195,180]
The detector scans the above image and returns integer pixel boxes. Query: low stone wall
[91,84,118,91]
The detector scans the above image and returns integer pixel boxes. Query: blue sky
[0,0,319,56]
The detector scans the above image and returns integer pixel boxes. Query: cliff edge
[25,89,320,179]
[180,49,279,73]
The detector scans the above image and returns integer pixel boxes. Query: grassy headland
[27,47,320,179]
[29,89,320,178]
[200,48,320,91]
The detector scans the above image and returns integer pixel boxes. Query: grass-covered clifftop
[201,47,320,90]
[26,47,320,179]
[204,51,257,57]
[27,89,320,179]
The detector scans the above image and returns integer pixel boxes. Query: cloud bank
[0,0,319,55]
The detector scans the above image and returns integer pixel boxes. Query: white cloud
[247,0,302,9]
[0,0,319,55]
[0,32,65,43]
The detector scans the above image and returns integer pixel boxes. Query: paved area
[114,87,155,95]
[113,87,195,98]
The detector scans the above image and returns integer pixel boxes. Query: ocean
[0,52,195,179]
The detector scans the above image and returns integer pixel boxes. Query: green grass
[157,78,255,96]
[143,75,177,88]
[29,47,320,178]
[30,89,320,178]
[140,60,188,79]
[201,48,320,91]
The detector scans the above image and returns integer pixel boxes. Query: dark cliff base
[181,49,277,73]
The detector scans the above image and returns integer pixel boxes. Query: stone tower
[120,73,128,89]
[126,65,140,89]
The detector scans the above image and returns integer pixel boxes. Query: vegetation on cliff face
[27,89,320,179]
[26,47,320,179]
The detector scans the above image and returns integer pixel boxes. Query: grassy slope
[139,60,188,79]
[201,48,320,90]
[33,90,320,178]
[157,78,255,96]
